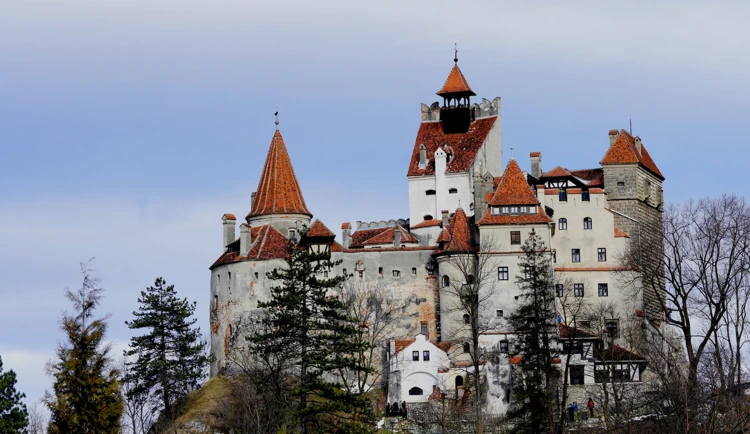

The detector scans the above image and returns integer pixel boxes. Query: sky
[1,0,749,407]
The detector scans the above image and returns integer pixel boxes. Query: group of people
[568,398,595,421]
[386,401,408,418]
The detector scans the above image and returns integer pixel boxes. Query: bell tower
[436,49,476,134]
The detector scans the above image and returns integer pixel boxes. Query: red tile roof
[443,208,474,253]
[348,227,390,249]
[341,222,351,229]
[542,166,572,178]
[477,206,552,226]
[436,64,475,97]
[488,159,540,206]
[594,344,645,362]
[393,339,416,354]
[614,227,630,238]
[601,130,664,180]
[247,130,311,219]
[222,213,236,220]
[407,117,497,177]
[306,219,335,238]
[569,168,605,188]
[411,219,442,229]
[530,151,541,158]
[210,224,290,269]
[559,324,597,339]
[436,228,451,244]
[362,226,419,246]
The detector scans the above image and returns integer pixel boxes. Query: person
[402,401,408,419]
[568,404,574,422]
[572,401,578,421]
[588,397,595,417]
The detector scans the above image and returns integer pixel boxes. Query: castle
[209,55,665,414]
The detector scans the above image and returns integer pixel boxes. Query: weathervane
[275,106,279,130]
[510,145,515,160]
[454,43,458,64]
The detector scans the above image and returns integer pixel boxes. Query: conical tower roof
[488,159,540,206]
[436,63,475,97]
[247,130,311,219]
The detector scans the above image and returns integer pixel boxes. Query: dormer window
[491,207,500,215]
[501,206,509,213]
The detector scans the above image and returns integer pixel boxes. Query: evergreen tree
[44,260,123,434]
[0,355,28,433]
[507,230,558,434]
[123,277,209,424]
[248,228,376,434]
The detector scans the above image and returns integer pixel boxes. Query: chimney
[608,129,619,146]
[634,136,642,155]
[341,222,352,248]
[441,210,450,227]
[530,152,542,179]
[239,224,252,255]
[394,229,402,246]
[418,144,427,169]
[222,214,236,250]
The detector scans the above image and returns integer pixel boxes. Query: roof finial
[275,106,279,130]
[629,118,632,135]
[510,145,515,160]
[454,43,458,64]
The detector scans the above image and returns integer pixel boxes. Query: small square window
[323,270,329,277]
[423,351,430,361]
[574,283,584,297]
[491,207,500,215]
[572,249,581,263]
[412,267,417,276]
[510,206,519,213]
[598,283,609,297]
[598,248,607,262]
[582,190,590,201]
[393,270,401,278]
[555,284,564,297]
[498,267,509,281]
[412,351,419,361]
[496,309,503,318]
[510,231,521,245]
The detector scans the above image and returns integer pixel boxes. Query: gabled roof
[436,63,475,97]
[476,206,552,226]
[306,219,335,238]
[362,226,419,246]
[436,228,451,244]
[542,166,572,178]
[443,208,474,253]
[247,130,311,219]
[210,224,290,269]
[594,344,646,362]
[614,227,630,238]
[488,159,540,206]
[569,168,605,188]
[601,130,664,180]
[410,219,442,229]
[407,117,497,177]
[348,227,390,249]
[559,324,598,339]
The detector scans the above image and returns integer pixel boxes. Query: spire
[443,208,474,253]
[247,130,311,220]
[436,48,475,98]
[275,107,279,131]
[488,159,539,206]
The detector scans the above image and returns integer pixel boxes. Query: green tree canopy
[44,260,123,434]
[0,355,28,434]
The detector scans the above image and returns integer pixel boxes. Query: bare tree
[118,357,154,434]
[27,402,47,434]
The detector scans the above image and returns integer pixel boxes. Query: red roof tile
[477,206,552,226]
[306,219,335,238]
[247,130,311,219]
[436,228,451,244]
[436,64,475,97]
[348,227,390,249]
[614,227,630,238]
[559,324,597,339]
[330,241,345,252]
[393,339,416,354]
[601,130,664,180]
[407,117,497,177]
[210,224,290,269]
[542,166,572,178]
[410,219,442,229]
[569,168,605,188]
[488,159,540,206]
[530,151,541,158]
[341,222,351,229]
[222,213,236,220]
[443,208,474,253]
[362,226,419,246]
[594,344,645,362]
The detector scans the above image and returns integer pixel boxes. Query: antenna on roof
[454,43,458,64]
[275,106,279,130]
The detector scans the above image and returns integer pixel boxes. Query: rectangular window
[254,272,259,279]
[598,283,609,297]
[563,341,583,355]
[555,284,564,297]
[423,351,430,361]
[574,283,584,297]
[412,351,419,361]
[496,309,503,318]
[501,206,509,213]
[323,270,329,277]
[421,322,429,338]
[500,341,509,353]
[378,267,383,277]
[498,267,509,281]
[358,270,364,279]
[559,189,568,202]
[613,367,631,382]
[412,267,417,276]
[571,249,581,263]
[570,365,585,385]
[393,270,401,278]
[510,231,521,245]
[491,207,500,215]
[582,190,590,201]
[598,248,607,262]
[595,367,608,384]
[605,320,620,338]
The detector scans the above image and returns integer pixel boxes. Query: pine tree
[123,277,209,424]
[0,355,28,433]
[248,228,376,434]
[507,230,558,434]
[44,260,123,434]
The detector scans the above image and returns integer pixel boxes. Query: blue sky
[1,0,749,407]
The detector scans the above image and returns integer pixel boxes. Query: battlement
[356,219,409,230]
[420,97,500,123]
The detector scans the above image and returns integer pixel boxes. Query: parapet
[421,97,500,122]
[356,219,409,230]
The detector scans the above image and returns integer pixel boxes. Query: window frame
[496,309,503,318]
[498,266,509,281]
[392,270,401,278]
[559,218,568,230]
[559,188,568,202]
[598,283,609,297]
[423,350,430,361]
[571,248,581,263]
[412,351,419,361]
[570,365,585,385]
[582,190,590,201]
[583,217,593,230]
[555,284,564,297]
[574,283,584,297]
[510,230,521,245]
[598,248,607,262]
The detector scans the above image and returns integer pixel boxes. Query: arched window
[449,188,458,194]
[423,215,433,221]
[425,189,436,196]
[559,218,568,230]
[463,343,470,353]
[583,217,592,230]
[455,376,464,388]
[442,275,450,288]
[409,387,423,396]
[463,314,470,324]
